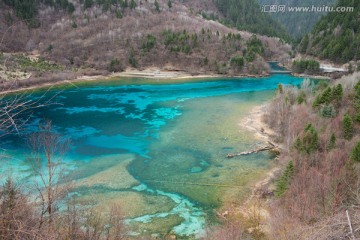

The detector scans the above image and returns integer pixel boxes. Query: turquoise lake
[0,74,304,237]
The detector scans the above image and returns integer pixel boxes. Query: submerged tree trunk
[226,141,278,158]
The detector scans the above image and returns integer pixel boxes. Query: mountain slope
[212,0,290,41]
[257,0,337,40]
[0,0,292,87]
[299,0,360,63]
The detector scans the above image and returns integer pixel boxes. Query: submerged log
[227,141,278,158]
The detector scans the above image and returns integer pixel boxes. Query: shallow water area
[0,74,304,237]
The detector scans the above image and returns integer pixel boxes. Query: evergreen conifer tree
[332,84,343,103]
[343,113,353,140]
[275,161,295,197]
[303,124,318,154]
[351,141,360,162]
[327,132,336,150]
[312,94,321,108]
[294,137,302,151]
[320,87,333,105]
[130,0,136,9]
[154,0,160,12]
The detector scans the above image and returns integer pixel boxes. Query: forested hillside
[257,0,337,40]
[299,0,360,64]
[0,0,292,88]
[264,73,360,239]
[212,0,290,41]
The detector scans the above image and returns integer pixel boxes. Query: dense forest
[257,0,337,40]
[212,0,290,41]
[299,0,360,63]
[2,0,138,25]
[2,0,75,27]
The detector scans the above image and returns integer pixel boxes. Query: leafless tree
[0,87,56,139]
[204,222,244,240]
[28,121,70,229]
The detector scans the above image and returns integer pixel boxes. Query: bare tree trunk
[28,121,70,230]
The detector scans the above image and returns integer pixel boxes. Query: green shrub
[245,51,256,62]
[320,104,336,118]
[108,58,123,72]
[294,123,318,154]
[297,91,306,104]
[204,57,208,65]
[115,10,122,19]
[230,55,244,68]
[314,79,329,92]
[141,34,156,52]
[277,84,284,94]
[47,44,53,52]
[348,64,353,74]
[128,50,137,68]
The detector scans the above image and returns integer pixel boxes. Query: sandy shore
[239,104,276,142]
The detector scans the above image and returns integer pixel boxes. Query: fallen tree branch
[346,210,355,240]
[226,141,277,158]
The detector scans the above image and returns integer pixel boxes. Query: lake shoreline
[219,102,281,233]
[0,68,270,95]
[239,103,281,198]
